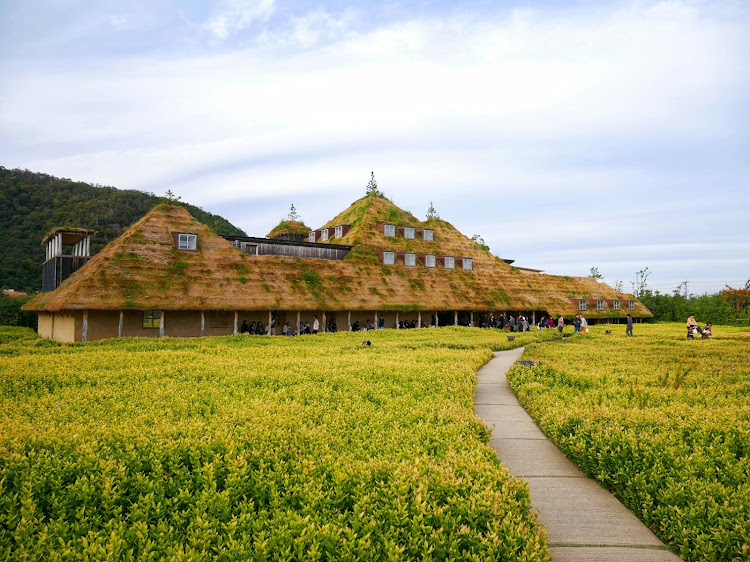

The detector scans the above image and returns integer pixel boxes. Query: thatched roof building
[25,196,650,341]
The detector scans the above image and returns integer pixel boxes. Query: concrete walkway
[475,348,682,562]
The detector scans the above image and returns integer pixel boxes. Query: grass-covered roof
[25,199,651,317]
[266,220,310,238]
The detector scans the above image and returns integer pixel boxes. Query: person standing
[626,313,634,337]
[379,315,385,329]
[557,315,564,334]
[573,314,581,334]
[313,315,319,334]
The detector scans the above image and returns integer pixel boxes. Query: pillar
[396,311,399,329]
[118,311,124,338]
[454,311,458,326]
[470,311,474,327]
[418,311,422,328]
[532,311,536,325]
[348,311,352,331]
[201,311,205,337]
[159,310,165,338]
[233,311,238,335]
[268,311,273,335]
[322,312,326,333]
[82,311,88,343]
[297,311,301,335]
[435,311,438,327]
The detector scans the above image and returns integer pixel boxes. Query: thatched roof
[25,199,651,317]
[266,220,310,238]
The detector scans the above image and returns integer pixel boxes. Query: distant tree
[614,280,624,292]
[631,267,650,298]
[288,204,300,221]
[426,201,439,220]
[471,234,490,252]
[720,280,750,318]
[163,189,181,202]
[365,172,383,197]
[588,267,603,280]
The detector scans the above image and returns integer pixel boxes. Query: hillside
[0,167,246,292]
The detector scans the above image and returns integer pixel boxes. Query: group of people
[482,313,531,331]
[686,314,712,339]
[239,320,266,335]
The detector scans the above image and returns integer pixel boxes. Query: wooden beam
[82,311,88,343]
[200,311,205,337]
[396,311,399,329]
[418,311,422,328]
[233,311,238,335]
[297,311,301,335]
[268,310,273,335]
[348,311,352,331]
[118,311,124,338]
[159,310,165,338]
[454,310,458,326]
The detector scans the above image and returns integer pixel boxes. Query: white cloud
[203,0,275,39]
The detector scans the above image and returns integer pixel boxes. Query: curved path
[475,348,682,562]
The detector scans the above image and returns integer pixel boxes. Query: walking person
[557,315,564,334]
[580,315,588,334]
[573,314,581,334]
[626,313,634,337]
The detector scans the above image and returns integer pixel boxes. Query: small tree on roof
[365,172,383,197]
[426,201,439,220]
[588,267,603,280]
[288,204,300,221]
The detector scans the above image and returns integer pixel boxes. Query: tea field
[0,326,558,561]
[508,323,750,561]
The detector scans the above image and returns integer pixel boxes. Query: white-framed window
[613,300,620,311]
[384,224,396,237]
[178,233,197,251]
[597,299,605,311]
[309,232,316,243]
[425,254,436,268]
[334,225,343,238]
[383,251,395,265]
[579,299,587,311]
[423,229,434,241]
[405,252,416,266]
[404,226,415,240]
[462,257,473,271]
[320,229,329,241]
[629,300,636,310]
[444,256,455,269]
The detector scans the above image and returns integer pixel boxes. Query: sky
[1,0,748,296]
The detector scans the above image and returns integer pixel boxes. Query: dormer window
[425,254,436,268]
[423,229,434,241]
[320,229,329,241]
[597,299,605,311]
[629,300,636,310]
[334,225,343,238]
[405,252,416,266]
[444,256,455,269]
[383,251,395,265]
[309,232,316,243]
[462,258,473,271]
[404,226,415,240]
[613,300,620,311]
[579,299,587,311]
[384,224,396,237]
[178,233,197,251]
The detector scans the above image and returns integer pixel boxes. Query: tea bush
[507,323,750,561]
[0,327,556,560]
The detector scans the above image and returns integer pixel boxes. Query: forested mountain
[0,167,246,292]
